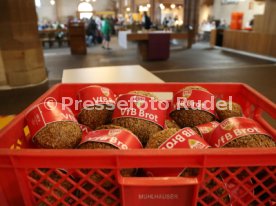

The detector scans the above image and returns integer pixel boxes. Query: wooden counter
[223,30,276,58]
[126,31,192,61]
[127,32,189,41]
[38,28,67,34]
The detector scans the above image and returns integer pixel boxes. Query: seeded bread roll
[171,109,215,128]
[146,128,179,148]
[223,134,276,148]
[78,104,114,130]
[33,121,82,149]
[216,101,243,121]
[165,119,181,129]
[113,90,163,147]
[78,128,140,177]
[170,86,215,128]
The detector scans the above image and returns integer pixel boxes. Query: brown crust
[78,105,114,130]
[223,134,276,148]
[95,124,125,130]
[78,141,118,149]
[216,101,243,121]
[183,86,209,92]
[33,121,82,149]
[78,142,136,177]
[165,119,181,129]
[170,109,215,128]
[146,128,179,148]
[112,117,162,147]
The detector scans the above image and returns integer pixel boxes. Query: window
[78,2,93,19]
[35,0,41,8]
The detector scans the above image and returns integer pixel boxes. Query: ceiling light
[171,4,176,9]
[139,6,148,12]
[35,0,41,8]
[50,0,55,5]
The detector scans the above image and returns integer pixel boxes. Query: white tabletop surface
[62,65,164,83]
[62,65,172,100]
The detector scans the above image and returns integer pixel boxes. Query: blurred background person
[101,16,112,50]
[142,11,152,30]
[86,17,97,46]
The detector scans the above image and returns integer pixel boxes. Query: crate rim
[1,148,276,168]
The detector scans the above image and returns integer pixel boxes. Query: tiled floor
[0,39,275,115]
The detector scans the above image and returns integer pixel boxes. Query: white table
[62,65,172,100]
[62,65,164,83]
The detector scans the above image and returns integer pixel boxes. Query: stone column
[149,0,155,22]
[184,0,200,31]
[55,0,61,22]
[130,0,136,12]
[0,0,47,87]
[154,1,161,24]
[0,50,7,85]
[183,0,200,46]
[118,0,124,14]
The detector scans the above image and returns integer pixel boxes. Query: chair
[47,31,56,48]
[62,31,69,47]
[39,31,49,48]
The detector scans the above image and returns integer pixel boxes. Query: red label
[195,121,219,142]
[170,89,216,116]
[159,127,210,150]
[25,102,78,138]
[112,94,166,128]
[209,117,272,148]
[146,128,210,177]
[78,85,116,109]
[79,129,143,149]
[79,124,92,138]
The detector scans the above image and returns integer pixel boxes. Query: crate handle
[118,176,198,206]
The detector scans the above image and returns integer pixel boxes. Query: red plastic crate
[0,83,275,206]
